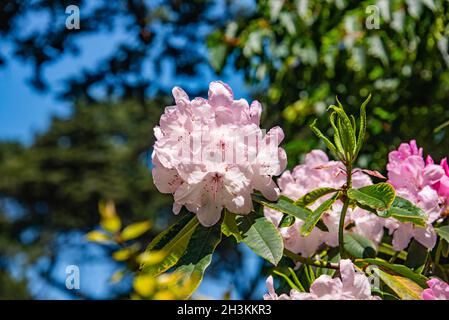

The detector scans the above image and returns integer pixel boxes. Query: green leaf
[436,225,449,243]
[221,210,242,242]
[141,215,199,275]
[355,94,371,157]
[376,270,423,300]
[294,187,338,207]
[252,193,328,231]
[238,214,284,265]
[359,258,428,288]
[405,239,429,273]
[300,194,338,236]
[146,214,195,251]
[378,243,408,261]
[382,196,428,226]
[347,182,395,211]
[344,233,377,258]
[329,112,345,157]
[442,239,449,258]
[208,44,227,71]
[175,222,222,299]
[278,214,295,228]
[371,288,399,300]
[309,119,338,157]
[329,103,356,159]
[121,221,152,241]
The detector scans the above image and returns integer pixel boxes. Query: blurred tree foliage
[3,0,449,299]
[209,0,449,169]
[0,99,173,298]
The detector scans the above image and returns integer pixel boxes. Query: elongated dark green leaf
[175,222,222,298]
[442,239,449,258]
[142,216,199,275]
[252,193,328,231]
[329,103,356,158]
[359,258,428,288]
[238,215,284,265]
[329,112,345,156]
[376,270,423,300]
[278,214,295,228]
[383,196,427,226]
[437,226,449,258]
[146,214,196,251]
[355,94,371,157]
[405,239,429,272]
[371,288,399,300]
[436,225,449,243]
[294,187,338,207]
[310,119,339,157]
[221,210,242,242]
[300,194,338,236]
[344,233,377,258]
[347,183,395,211]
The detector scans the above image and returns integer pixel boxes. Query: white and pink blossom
[422,278,449,300]
[386,140,448,251]
[264,259,379,300]
[152,81,287,226]
[264,150,384,257]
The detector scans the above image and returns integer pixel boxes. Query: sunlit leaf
[133,274,155,297]
[309,119,339,158]
[348,182,395,211]
[355,94,371,157]
[221,210,242,242]
[252,193,328,231]
[141,216,199,276]
[174,222,222,299]
[300,194,337,236]
[382,196,427,226]
[358,258,428,288]
[85,230,112,243]
[294,187,338,207]
[238,214,284,265]
[376,270,423,300]
[121,221,152,241]
[99,200,122,233]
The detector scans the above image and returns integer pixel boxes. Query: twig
[284,249,340,270]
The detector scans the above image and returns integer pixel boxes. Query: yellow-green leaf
[99,200,121,233]
[348,182,395,211]
[121,221,152,241]
[300,194,337,236]
[377,270,423,300]
[141,216,199,276]
[133,274,155,297]
[221,210,242,242]
[294,187,338,207]
[85,230,112,243]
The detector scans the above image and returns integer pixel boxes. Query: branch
[283,249,340,270]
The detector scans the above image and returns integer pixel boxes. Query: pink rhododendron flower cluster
[386,140,449,251]
[151,81,287,226]
[421,278,449,300]
[264,150,384,257]
[264,259,379,300]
